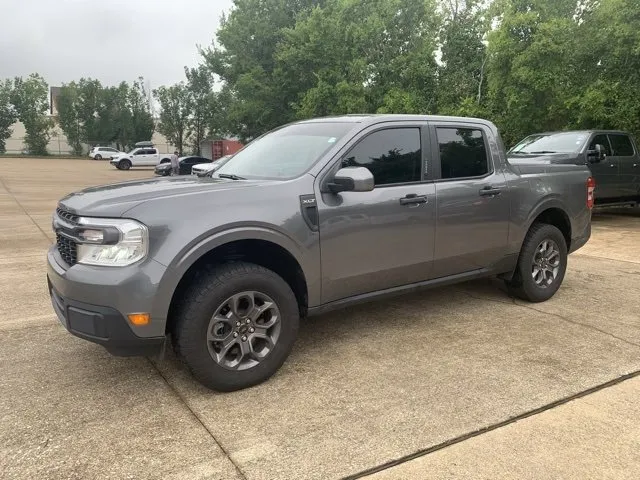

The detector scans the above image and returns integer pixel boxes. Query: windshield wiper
[217,173,246,180]
[528,150,558,154]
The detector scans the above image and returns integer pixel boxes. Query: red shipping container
[212,139,243,160]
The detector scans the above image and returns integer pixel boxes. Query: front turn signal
[128,313,150,326]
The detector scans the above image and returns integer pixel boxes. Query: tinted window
[608,134,634,156]
[343,128,421,185]
[437,128,489,179]
[589,134,611,156]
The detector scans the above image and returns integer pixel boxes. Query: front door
[430,124,510,278]
[608,133,639,199]
[317,125,436,304]
[587,134,619,201]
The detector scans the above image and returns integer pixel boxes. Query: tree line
[204,0,640,146]
[1,0,639,156]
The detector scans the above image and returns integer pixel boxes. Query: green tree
[569,0,640,137]
[437,0,489,114]
[153,83,192,156]
[0,79,17,153]
[56,82,83,155]
[275,0,441,119]
[484,0,584,145]
[11,73,54,155]
[185,65,215,154]
[202,0,326,141]
[128,78,155,145]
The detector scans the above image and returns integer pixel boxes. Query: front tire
[172,262,300,392]
[94,154,102,160]
[506,223,568,303]
[118,159,132,170]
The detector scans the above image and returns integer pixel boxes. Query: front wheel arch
[160,234,310,335]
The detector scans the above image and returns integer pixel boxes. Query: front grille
[56,233,78,266]
[55,207,79,266]
[56,207,79,225]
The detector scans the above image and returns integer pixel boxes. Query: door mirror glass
[328,167,374,193]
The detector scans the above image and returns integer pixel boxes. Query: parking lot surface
[1,158,639,479]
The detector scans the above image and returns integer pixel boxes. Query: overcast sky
[0,0,234,89]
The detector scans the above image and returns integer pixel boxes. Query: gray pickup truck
[48,115,594,391]
[510,130,640,206]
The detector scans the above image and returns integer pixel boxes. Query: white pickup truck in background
[110,147,172,170]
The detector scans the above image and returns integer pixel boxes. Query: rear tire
[172,262,300,392]
[505,223,568,303]
[94,154,102,160]
[118,159,132,170]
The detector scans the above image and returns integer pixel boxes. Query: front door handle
[479,186,502,197]
[610,164,616,168]
[399,194,427,205]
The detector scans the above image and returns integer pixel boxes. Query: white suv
[89,147,124,160]
[110,147,172,170]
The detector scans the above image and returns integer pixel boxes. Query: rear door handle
[479,186,502,197]
[399,194,428,205]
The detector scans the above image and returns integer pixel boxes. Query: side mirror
[588,144,606,163]
[327,167,374,193]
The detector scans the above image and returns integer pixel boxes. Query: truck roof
[530,129,630,136]
[297,114,496,129]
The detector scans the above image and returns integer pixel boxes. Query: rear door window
[436,127,489,179]
[608,134,634,156]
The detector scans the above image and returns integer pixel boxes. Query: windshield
[216,122,356,179]
[510,132,588,154]
[127,149,136,155]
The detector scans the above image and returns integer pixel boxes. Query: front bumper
[47,246,167,357]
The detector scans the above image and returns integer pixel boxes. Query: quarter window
[436,128,489,179]
[342,128,422,186]
[608,134,634,156]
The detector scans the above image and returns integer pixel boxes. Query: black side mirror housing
[588,144,606,163]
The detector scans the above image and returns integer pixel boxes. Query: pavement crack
[342,369,640,480]
[146,358,249,480]
[0,175,52,242]
[458,289,640,350]
[513,301,640,349]
[574,253,640,266]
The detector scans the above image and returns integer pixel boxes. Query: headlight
[75,217,148,267]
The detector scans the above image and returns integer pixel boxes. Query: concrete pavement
[0,158,639,479]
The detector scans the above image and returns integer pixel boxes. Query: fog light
[128,313,150,326]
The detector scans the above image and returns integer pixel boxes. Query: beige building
[5,120,175,155]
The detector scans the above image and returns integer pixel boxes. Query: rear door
[587,134,618,200]
[144,149,159,166]
[317,123,436,303]
[430,122,510,278]
[608,133,639,199]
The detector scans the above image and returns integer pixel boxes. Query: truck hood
[58,176,274,217]
[507,152,584,165]
[507,152,589,175]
